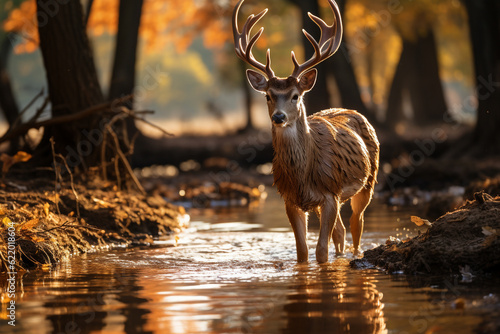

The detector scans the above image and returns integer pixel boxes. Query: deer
[232,0,380,263]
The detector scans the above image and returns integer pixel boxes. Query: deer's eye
[266,95,271,102]
[292,95,299,102]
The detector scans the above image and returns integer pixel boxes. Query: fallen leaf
[0,151,32,173]
[92,197,112,208]
[18,218,39,232]
[43,203,50,216]
[28,234,45,243]
[411,216,432,227]
[2,217,12,228]
[482,226,499,236]
[482,226,499,247]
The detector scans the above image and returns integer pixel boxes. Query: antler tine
[291,0,343,78]
[232,0,275,79]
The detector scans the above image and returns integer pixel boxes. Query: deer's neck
[272,106,313,175]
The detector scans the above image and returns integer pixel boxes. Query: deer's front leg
[316,196,339,263]
[285,202,308,263]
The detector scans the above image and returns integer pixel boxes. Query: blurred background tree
[463,0,500,156]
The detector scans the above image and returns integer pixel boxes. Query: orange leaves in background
[4,0,232,55]
[2,0,38,54]
[137,0,233,53]
[87,0,119,35]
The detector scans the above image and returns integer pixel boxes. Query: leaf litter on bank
[0,178,188,272]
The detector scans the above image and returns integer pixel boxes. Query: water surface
[2,192,499,333]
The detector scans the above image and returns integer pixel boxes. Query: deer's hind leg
[332,212,346,255]
[350,186,373,254]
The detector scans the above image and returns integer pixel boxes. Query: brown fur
[273,108,379,212]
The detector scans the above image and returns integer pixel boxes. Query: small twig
[40,221,102,233]
[100,112,128,180]
[60,158,80,218]
[26,95,50,124]
[9,88,45,129]
[114,156,121,190]
[118,106,174,137]
[106,126,146,195]
[50,137,62,215]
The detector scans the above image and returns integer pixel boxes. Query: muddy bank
[352,192,500,275]
[0,178,187,271]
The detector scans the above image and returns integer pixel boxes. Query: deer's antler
[232,0,275,79]
[290,0,343,78]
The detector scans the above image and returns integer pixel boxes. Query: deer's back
[310,108,379,185]
[306,108,378,204]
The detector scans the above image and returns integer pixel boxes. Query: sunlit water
[2,192,499,334]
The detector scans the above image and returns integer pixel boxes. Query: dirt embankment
[352,192,500,275]
[0,178,187,271]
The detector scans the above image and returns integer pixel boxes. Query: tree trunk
[108,0,143,103]
[84,0,94,26]
[385,44,409,128]
[409,29,448,125]
[464,0,500,155]
[0,34,19,127]
[386,29,448,128]
[36,0,104,166]
[240,61,254,131]
[331,0,370,118]
[330,43,370,116]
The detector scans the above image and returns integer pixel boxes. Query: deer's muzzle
[272,112,287,125]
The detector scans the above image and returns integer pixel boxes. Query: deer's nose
[272,112,286,124]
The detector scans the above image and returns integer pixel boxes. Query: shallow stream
[2,192,499,333]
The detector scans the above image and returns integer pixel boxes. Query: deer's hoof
[316,247,329,263]
[353,248,362,257]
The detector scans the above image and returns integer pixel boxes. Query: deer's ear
[246,70,268,92]
[298,69,317,92]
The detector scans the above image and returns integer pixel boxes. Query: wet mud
[352,192,500,275]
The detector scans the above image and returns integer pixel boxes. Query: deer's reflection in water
[283,258,387,334]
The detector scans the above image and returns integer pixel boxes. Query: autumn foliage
[3,0,234,54]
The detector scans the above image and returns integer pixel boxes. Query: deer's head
[232,0,343,128]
